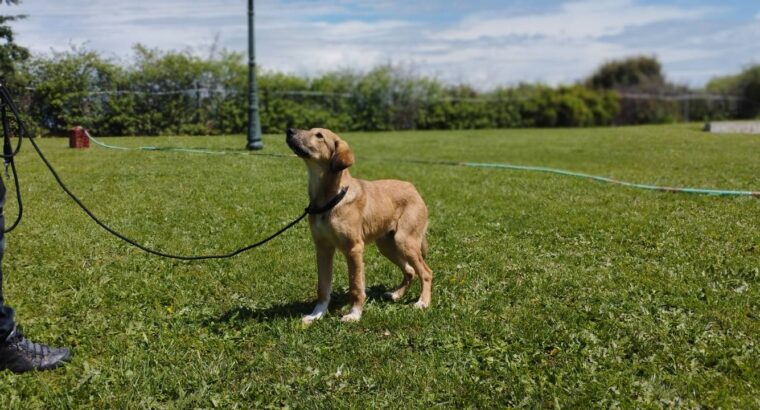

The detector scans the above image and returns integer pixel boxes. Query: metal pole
[246,0,263,150]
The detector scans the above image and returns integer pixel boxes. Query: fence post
[245,0,263,150]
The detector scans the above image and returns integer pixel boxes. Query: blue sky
[8,0,760,88]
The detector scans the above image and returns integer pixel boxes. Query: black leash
[0,83,348,260]
[1,95,23,234]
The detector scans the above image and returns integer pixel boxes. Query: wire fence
[12,85,750,136]
[24,86,744,104]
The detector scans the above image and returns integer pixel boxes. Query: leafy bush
[14,47,623,135]
[21,48,128,135]
[707,65,760,119]
[586,56,687,124]
[587,56,665,90]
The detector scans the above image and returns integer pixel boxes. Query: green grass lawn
[0,125,758,408]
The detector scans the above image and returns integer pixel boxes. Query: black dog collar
[306,186,349,215]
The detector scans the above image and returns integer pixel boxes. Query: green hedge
[15,47,622,136]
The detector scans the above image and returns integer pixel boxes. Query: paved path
[705,121,760,134]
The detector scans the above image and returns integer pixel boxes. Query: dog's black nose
[286,127,297,139]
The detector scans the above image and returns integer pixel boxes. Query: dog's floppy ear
[330,140,354,172]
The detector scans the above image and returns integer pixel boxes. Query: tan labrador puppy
[286,128,433,323]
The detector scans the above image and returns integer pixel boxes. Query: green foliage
[706,74,742,94]
[7,45,760,134]
[514,85,618,127]
[0,0,29,89]
[23,48,126,135]
[574,86,620,125]
[1,126,758,407]
[707,65,760,119]
[587,55,665,91]
[587,56,689,124]
[14,49,621,135]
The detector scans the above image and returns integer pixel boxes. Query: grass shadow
[203,284,391,326]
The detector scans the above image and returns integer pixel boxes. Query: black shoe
[0,326,71,373]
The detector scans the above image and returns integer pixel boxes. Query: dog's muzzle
[285,129,311,158]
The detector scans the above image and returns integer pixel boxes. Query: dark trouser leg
[0,177,15,340]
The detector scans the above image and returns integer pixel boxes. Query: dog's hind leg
[412,257,433,309]
[377,234,415,302]
[303,243,335,324]
[394,231,433,309]
[395,211,433,308]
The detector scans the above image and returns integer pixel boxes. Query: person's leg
[0,177,15,341]
[0,175,71,373]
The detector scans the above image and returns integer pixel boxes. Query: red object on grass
[69,126,89,148]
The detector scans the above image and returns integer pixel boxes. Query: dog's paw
[383,291,401,302]
[340,313,361,322]
[302,313,323,324]
[340,309,362,322]
[303,302,329,324]
[414,300,429,309]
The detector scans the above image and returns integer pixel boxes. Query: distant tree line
[1,47,755,136]
[586,56,752,124]
[8,46,619,136]
[1,1,757,136]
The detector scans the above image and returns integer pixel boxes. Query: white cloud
[438,0,713,41]
[7,0,760,88]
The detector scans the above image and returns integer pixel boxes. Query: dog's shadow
[203,285,391,326]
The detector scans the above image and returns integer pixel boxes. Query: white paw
[414,300,429,309]
[384,291,401,301]
[302,313,322,324]
[341,309,362,322]
[303,302,329,324]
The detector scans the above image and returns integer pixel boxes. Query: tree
[586,56,685,124]
[586,56,665,92]
[0,0,30,87]
[707,65,760,119]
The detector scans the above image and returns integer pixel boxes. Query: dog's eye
[315,132,324,139]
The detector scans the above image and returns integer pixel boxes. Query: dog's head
[286,128,354,172]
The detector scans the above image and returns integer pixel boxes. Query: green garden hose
[83,132,760,198]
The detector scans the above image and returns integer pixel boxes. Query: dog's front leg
[341,243,366,322]
[303,243,335,324]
